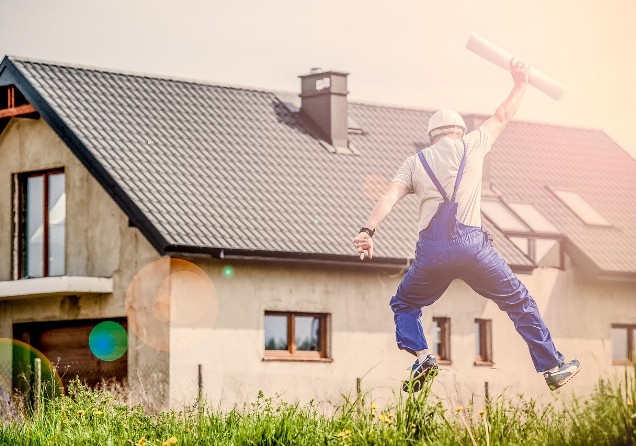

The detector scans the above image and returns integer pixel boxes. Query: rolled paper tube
[466,32,566,100]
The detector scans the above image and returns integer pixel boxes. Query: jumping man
[353,59,580,392]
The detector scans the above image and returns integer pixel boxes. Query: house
[0,56,635,409]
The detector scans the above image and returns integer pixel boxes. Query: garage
[13,318,128,394]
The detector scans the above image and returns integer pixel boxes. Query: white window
[481,200,530,232]
[507,202,559,233]
[551,189,611,226]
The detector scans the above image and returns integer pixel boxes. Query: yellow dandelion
[370,403,378,410]
[454,405,463,413]
[77,409,85,416]
[479,409,486,416]
[162,437,178,446]
[379,413,393,424]
[137,438,146,446]
[93,410,103,415]
[336,430,351,438]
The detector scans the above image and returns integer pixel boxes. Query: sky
[1,0,635,158]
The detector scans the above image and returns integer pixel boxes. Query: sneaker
[543,359,581,390]
[402,354,438,393]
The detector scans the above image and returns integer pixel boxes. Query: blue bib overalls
[389,144,564,373]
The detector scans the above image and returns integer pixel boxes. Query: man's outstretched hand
[353,232,373,260]
[510,57,529,87]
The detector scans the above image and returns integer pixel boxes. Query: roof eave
[164,244,536,274]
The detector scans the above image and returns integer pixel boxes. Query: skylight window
[507,202,559,234]
[482,198,563,268]
[347,115,364,134]
[551,189,611,226]
[481,200,530,232]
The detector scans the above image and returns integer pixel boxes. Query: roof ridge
[7,55,612,137]
[8,55,277,96]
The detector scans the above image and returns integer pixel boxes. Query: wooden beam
[0,104,37,119]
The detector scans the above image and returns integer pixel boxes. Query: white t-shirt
[391,127,492,232]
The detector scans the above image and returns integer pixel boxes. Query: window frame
[431,317,452,364]
[18,168,65,279]
[483,198,565,268]
[549,187,612,227]
[474,319,493,366]
[263,311,331,362]
[611,324,635,365]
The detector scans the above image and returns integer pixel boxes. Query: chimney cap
[299,69,350,79]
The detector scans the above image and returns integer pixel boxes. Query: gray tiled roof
[490,122,636,274]
[4,56,635,274]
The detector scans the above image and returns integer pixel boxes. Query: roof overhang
[165,244,537,274]
[0,276,113,300]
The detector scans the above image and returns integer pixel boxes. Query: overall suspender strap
[417,141,468,203]
[450,142,468,203]
[417,151,450,202]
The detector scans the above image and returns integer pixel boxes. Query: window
[611,324,635,365]
[507,202,559,233]
[482,199,563,267]
[431,317,451,363]
[19,170,65,278]
[264,312,330,361]
[481,200,530,232]
[474,319,493,365]
[551,189,611,226]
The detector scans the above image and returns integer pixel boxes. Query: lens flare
[0,338,63,398]
[89,321,128,361]
[125,258,218,352]
[222,265,235,278]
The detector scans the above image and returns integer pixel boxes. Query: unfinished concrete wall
[0,118,168,405]
[169,256,635,409]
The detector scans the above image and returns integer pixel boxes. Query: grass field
[1,367,635,446]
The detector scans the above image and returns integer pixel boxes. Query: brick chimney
[299,68,349,148]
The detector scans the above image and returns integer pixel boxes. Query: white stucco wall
[169,257,635,409]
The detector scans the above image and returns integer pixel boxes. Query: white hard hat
[427,109,467,139]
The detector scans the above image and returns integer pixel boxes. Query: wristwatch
[359,227,375,237]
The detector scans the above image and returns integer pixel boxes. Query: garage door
[13,318,127,392]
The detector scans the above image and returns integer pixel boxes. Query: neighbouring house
[0,56,635,409]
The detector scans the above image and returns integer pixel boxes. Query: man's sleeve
[391,156,415,194]
[466,126,493,158]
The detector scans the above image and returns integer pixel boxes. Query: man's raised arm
[481,58,529,143]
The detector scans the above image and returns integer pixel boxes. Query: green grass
[1,367,635,446]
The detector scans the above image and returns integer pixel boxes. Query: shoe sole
[402,365,438,393]
[550,364,581,390]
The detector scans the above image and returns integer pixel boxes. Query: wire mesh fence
[1,355,411,417]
